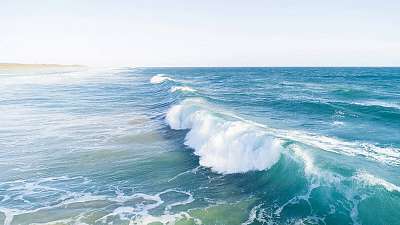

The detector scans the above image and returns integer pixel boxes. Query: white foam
[1,176,196,225]
[170,86,196,93]
[165,98,282,174]
[277,130,400,167]
[292,146,316,176]
[133,212,194,225]
[164,190,194,213]
[355,171,400,192]
[168,166,200,182]
[167,101,399,167]
[242,204,262,225]
[97,188,194,224]
[332,121,345,126]
[291,145,342,184]
[353,100,400,110]
[150,74,174,84]
[0,208,21,225]
[165,98,400,173]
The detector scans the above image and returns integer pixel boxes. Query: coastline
[0,63,86,71]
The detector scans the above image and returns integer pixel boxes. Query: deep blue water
[0,67,399,225]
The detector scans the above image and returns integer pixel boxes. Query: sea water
[0,67,399,225]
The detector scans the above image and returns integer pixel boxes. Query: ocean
[0,67,399,225]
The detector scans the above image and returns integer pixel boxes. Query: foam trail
[213,113,400,167]
[353,100,400,110]
[165,98,282,174]
[242,204,263,225]
[355,171,400,192]
[278,130,400,167]
[170,86,196,93]
[150,74,174,84]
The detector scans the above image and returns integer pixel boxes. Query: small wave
[150,74,175,84]
[170,86,196,93]
[353,100,400,110]
[165,98,282,174]
[291,145,342,184]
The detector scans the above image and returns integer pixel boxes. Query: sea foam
[150,74,174,84]
[165,98,282,174]
[277,130,400,167]
[355,171,400,192]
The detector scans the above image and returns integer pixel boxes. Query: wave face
[166,99,281,174]
[1,67,400,225]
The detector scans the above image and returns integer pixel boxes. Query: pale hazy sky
[1,0,399,66]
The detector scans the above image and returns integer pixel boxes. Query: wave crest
[166,98,282,174]
[355,171,400,192]
[150,74,174,84]
[170,86,196,93]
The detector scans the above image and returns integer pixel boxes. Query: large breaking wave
[165,98,282,174]
[150,73,400,174]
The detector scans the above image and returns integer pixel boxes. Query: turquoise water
[0,67,399,225]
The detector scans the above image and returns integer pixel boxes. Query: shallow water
[0,67,399,225]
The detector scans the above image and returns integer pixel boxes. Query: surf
[150,74,175,84]
[165,98,282,174]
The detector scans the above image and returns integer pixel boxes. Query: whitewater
[0,67,399,225]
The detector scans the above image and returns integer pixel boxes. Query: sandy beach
[0,63,85,71]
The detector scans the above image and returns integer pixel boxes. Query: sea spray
[166,98,282,174]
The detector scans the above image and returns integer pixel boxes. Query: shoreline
[0,63,86,71]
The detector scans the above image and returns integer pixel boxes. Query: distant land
[0,63,85,70]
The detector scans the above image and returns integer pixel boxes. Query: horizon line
[1,62,400,69]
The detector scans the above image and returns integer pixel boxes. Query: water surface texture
[0,67,399,225]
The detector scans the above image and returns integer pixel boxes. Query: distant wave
[170,86,196,93]
[150,74,175,84]
[353,100,400,110]
[165,98,282,174]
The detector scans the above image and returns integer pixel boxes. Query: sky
[1,0,399,67]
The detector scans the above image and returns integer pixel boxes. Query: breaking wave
[164,96,400,174]
[170,86,196,93]
[353,100,400,110]
[355,171,400,192]
[165,98,282,174]
[150,74,175,84]
[277,130,400,167]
